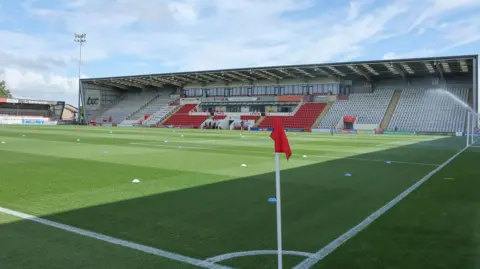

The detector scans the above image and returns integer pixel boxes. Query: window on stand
[274,86,281,96]
[302,85,308,95]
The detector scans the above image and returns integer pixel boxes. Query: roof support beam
[385,63,406,81]
[435,62,445,81]
[196,74,218,82]
[112,79,145,89]
[151,77,183,86]
[258,70,282,79]
[441,62,451,73]
[326,66,346,76]
[182,74,209,83]
[294,68,315,78]
[399,63,414,74]
[424,62,436,73]
[313,67,333,77]
[222,72,248,81]
[391,63,407,81]
[251,71,274,80]
[130,77,164,88]
[347,65,370,81]
[361,64,379,75]
[209,73,232,82]
[459,60,469,72]
[205,73,232,82]
[94,80,129,90]
[173,76,194,83]
[277,68,297,78]
[232,71,256,80]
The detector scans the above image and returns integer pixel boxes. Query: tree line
[0,80,12,98]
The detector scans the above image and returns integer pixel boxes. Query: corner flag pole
[270,118,291,269]
[275,152,283,269]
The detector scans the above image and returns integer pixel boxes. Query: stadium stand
[162,104,210,128]
[80,55,477,133]
[95,92,158,123]
[387,88,468,132]
[127,94,171,120]
[319,89,394,128]
[120,93,172,125]
[0,99,66,124]
[258,103,327,129]
[142,105,177,126]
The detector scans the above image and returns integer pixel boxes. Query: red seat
[258,103,326,129]
[163,104,209,128]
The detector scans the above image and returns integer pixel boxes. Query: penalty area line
[0,207,232,269]
[293,145,470,269]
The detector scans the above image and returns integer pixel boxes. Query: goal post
[467,112,480,147]
[467,112,470,147]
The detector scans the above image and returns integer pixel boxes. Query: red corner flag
[270,118,292,160]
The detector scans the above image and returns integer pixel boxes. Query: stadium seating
[387,88,468,132]
[129,94,171,120]
[162,104,209,128]
[95,92,158,123]
[142,105,177,125]
[0,109,49,118]
[240,115,260,121]
[319,89,394,128]
[258,103,327,129]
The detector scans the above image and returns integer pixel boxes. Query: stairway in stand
[380,89,402,129]
[311,102,333,129]
[252,116,265,127]
[127,95,159,120]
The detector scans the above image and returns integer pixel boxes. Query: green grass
[0,125,478,269]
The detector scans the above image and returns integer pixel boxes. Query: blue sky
[0,0,479,106]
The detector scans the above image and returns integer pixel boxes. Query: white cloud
[0,0,478,104]
[408,0,480,31]
[0,68,80,105]
[383,49,438,60]
[440,17,480,50]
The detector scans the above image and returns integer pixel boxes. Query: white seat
[319,89,394,128]
[142,105,178,125]
[95,92,159,123]
[387,88,468,133]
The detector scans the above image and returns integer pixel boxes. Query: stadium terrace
[80,55,478,134]
[0,97,69,125]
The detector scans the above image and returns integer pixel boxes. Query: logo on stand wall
[85,90,101,110]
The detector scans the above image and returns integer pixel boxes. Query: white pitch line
[293,145,469,269]
[205,250,314,263]
[130,142,439,167]
[0,207,232,269]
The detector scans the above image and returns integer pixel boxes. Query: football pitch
[0,125,479,269]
